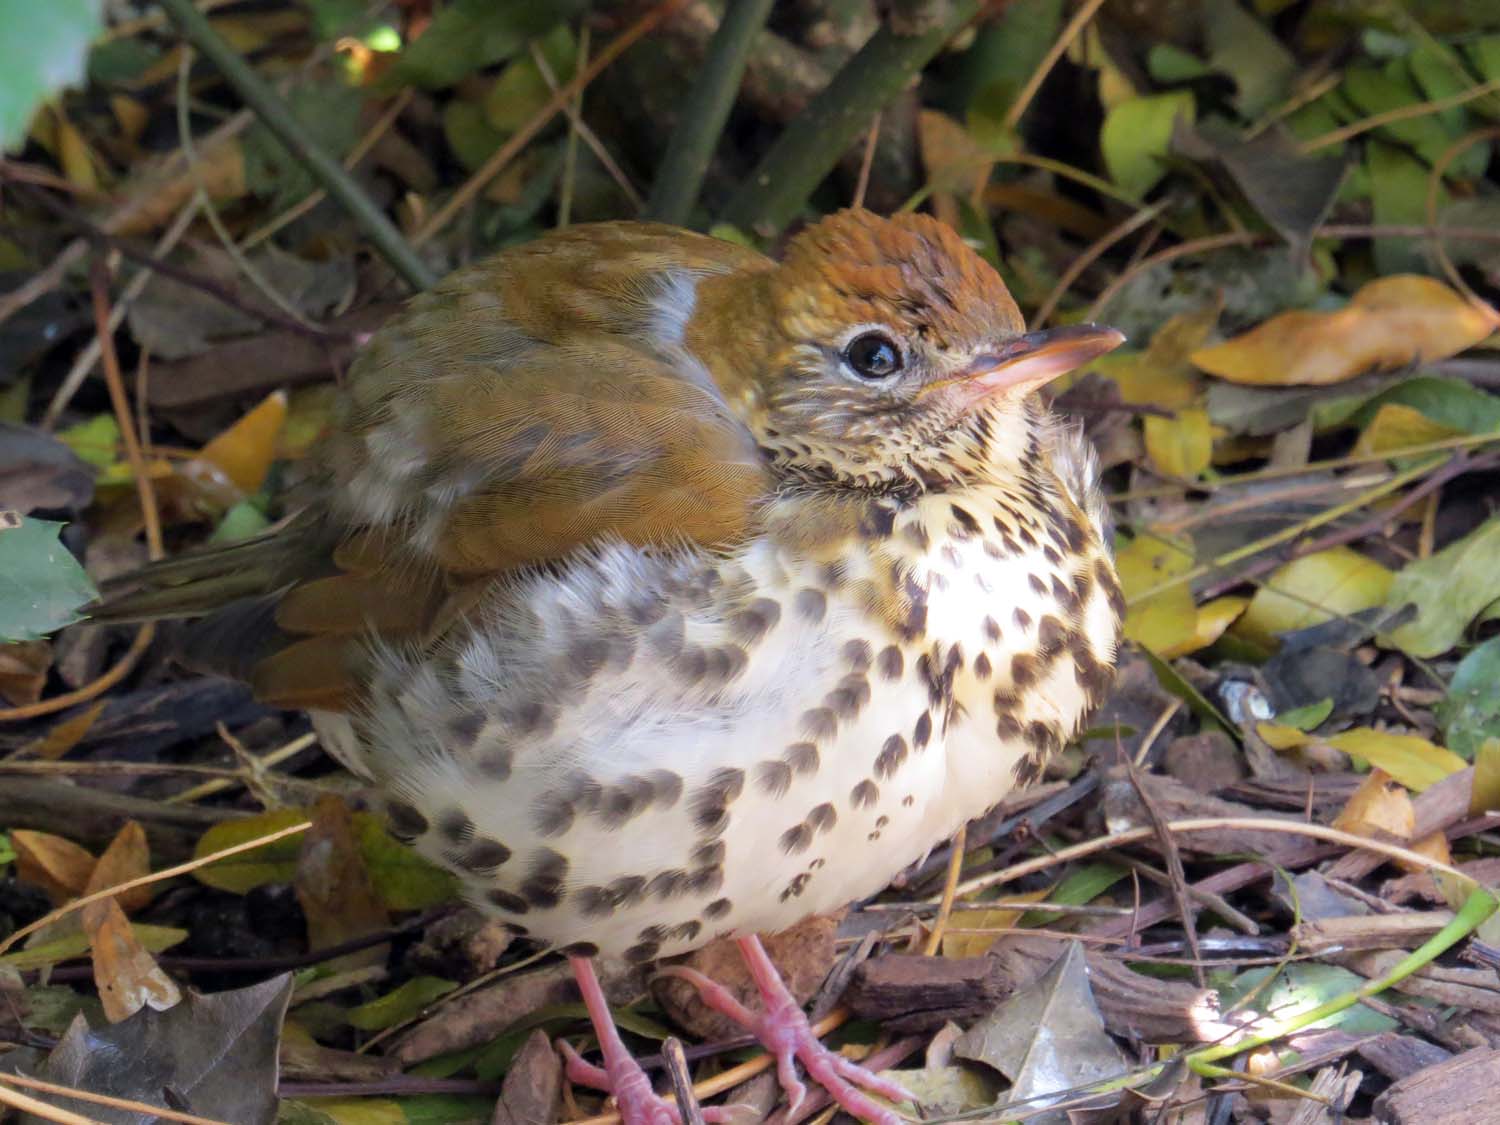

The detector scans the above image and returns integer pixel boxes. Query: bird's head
[715,209,1123,494]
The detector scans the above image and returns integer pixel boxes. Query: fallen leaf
[345,976,458,1031]
[0,515,99,642]
[11,830,95,904]
[1236,547,1393,646]
[17,700,106,760]
[1326,730,1467,791]
[1145,407,1213,478]
[0,639,51,706]
[1116,529,1198,654]
[0,421,96,513]
[1222,963,1397,1036]
[1353,402,1464,457]
[1191,276,1498,386]
[1383,514,1500,658]
[1159,595,1248,659]
[1471,738,1500,817]
[295,796,390,970]
[85,897,181,1023]
[197,389,288,495]
[82,821,152,915]
[942,888,1048,959]
[13,974,290,1124]
[1095,302,1217,407]
[1332,768,1415,839]
[1438,636,1500,759]
[1101,91,1195,199]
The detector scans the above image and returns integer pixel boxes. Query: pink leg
[656,936,915,1125]
[562,957,730,1125]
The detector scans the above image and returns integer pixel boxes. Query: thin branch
[645,0,778,224]
[156,0,436,290]
[1004,0,1108,130]
[722,1,981,236]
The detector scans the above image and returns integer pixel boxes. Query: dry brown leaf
[19,700,106,760]
[1191,276,1499,386]
[1331,768,1414,841]
[83,821,153,915]
[197,389,288,495]
[85,896,182,1022]
[295,796,390,971]
[12,830,96,904]
[0,639,52,706]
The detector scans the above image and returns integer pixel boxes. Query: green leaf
[0,923,188,971]
[382,0,585,91]
[57,413,120,470]
[1383,514,1500,658]
[1312,375,1500,436]
[245,81,363,210]
[1101,91,1195,199]
[1276,698,1334,731]
[1221,963,1397,1035]
[1367,140,1443,275]
[352,813,459,910]
[961,0,1065,130]
[1437,636,1500,759]
[1148,44,1212,83]
[482,23,575,134]
[346,976,457,1031]
[0,0,103,151]
[1204,0,1297,117]
[0,515,98,641]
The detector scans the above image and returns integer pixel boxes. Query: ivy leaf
[0,0,103,151]
[0,514,97,642]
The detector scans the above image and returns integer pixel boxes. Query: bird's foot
[658,940,914,1125]
[558,1039,732,1125]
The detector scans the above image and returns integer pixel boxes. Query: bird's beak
[959,324,1126,397]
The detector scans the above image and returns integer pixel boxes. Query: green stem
[157,0,437,291]
[721,0,981,236]
[645,0,777,226]
[1189,886,1499,1071]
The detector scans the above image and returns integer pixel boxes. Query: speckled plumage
[100,209,1125,1124]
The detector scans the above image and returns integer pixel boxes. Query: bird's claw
[557,1038,734,1125]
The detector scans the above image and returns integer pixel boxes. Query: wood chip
[1373,1046,1500,1123]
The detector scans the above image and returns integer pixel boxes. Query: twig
[851,112,882,211]
[0,1074,227,1125]
[645,0,777,224]
[0,820,311,958]
[166,730,319,804]
[921,823,965,956]
[661,1039,707,1125]
[1031,198,1170,328]
[156,0,435,290]
[1004,0,1108,130]
[0,1082,100,1125]
[415,0,691,246]
[1123,740,1204,986]
[556,26,588,229]
[530,41,643,210]
[722,0,981,236]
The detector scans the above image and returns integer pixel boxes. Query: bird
[97,209,1125,1124]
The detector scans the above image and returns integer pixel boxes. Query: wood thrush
[101,209,1125,1123]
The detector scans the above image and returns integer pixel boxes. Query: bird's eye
[844,332,903,380]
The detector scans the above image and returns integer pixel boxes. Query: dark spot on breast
[800,707,839,742]
[983,616,1002,642]
[1010,652,1041,689]
[1028,573,1048,596]
[974,652,992,680]
[624,941,659,964]
[485,889,530,914]
[687,865,724,894]
[876,733,909,778]
[628,593,668,626]
[877,645,904,681]
[904,522,932,551]
[448,712,484,747]
[457,838,512,872]
[780,822,813,854]
[706,644,750,685]
[941,544,963,569]
[825,674,870,718]
[386,802,429,841]
[843,638,873,670]
[1043,545,1062,566]
[902,795,915,807]
[533,794,576,837]
[913,711,933,749]
[505,699,556,738]
[1038,615,1066,655]
[568,637,610,680]
[1098,559,1126,617]
[860,504,897,539]
[808,803,837,833]
[1013,608,1031,631]
[781,872,812,901]
[673,645,708,684]
[949,504,981,537]
[477,746,513,780]
[562,941,599,957]
[899,595,928,642]
[1018,524,1039,548]
[851,779,879,808]
[756,758,794,797]
[646,869,689,899]
[671,920,703,943]
[732,598,782,644]
[795,587,827,623]
[704,897,732,920]
[519,849,568,909]
[784,742,820,775]
[1027,721,1061,756]
[647,769,683,809]
[437,810,475,845]
[995,713,1023,739]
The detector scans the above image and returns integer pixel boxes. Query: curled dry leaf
[85,896,182,1022]
[82,821,153,915]
[11,830,95,904]
[1191,276,1498,386]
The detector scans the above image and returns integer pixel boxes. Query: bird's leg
[656,935,916,1125]
[561,956,730,1125]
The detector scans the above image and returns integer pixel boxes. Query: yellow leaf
[1115,530,1197,654]
[1159,595,1248,658]
[1191,275,1499,386]
[941,888,1050,959]
[0,923,187,971]
[1403,830,1451,876]
[12,830,95,904]
[1144,408,1213,478]
[1236,547,1393,646]
[1326,729,1466,791]
[197,390,287,494]
[1353,403,1464,456]
[1332,768,1414,838]
[56,116,99,192]
[297,1099,407,1125]
[110,95,148,143]
[193,808,309,893]
[1256,721,1310,750]
[1100,303,1218,407]
[1471,737,1500,817]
